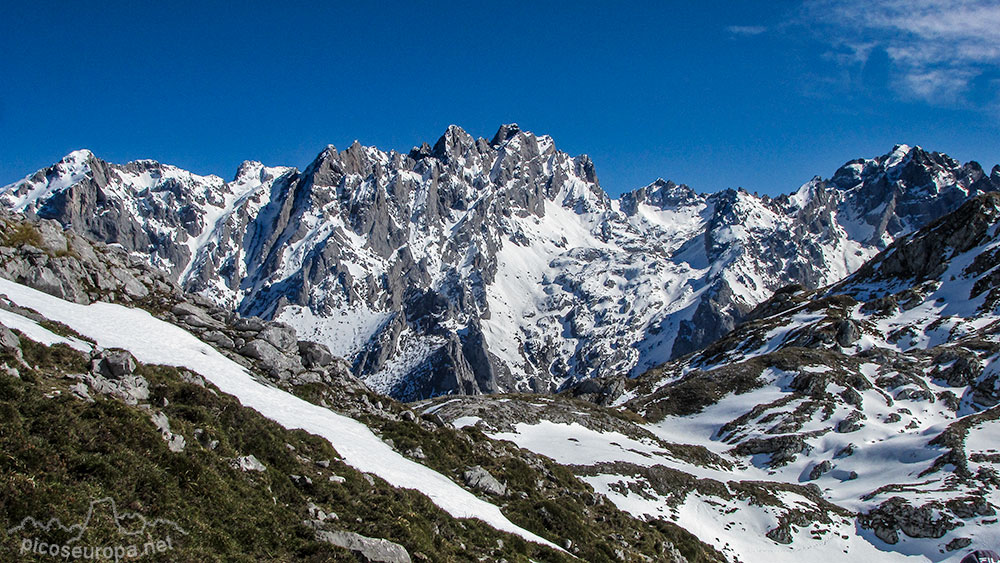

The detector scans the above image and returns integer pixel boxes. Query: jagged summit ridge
[2,127,998,400]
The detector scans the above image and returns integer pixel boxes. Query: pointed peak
[644,178,696,196]
[48,149,98,176]
[884,143,921,168]
[303,145,339,175]
[647,178,675,189]
[234,160,265,182]
[621,178,700,213]
[789,176,823,208]
[342,139,370,158]
[432,125,474,161]
[409,142,433,160]
[319,144,339,159]
[490,123,521,146]
[62,149,95,163]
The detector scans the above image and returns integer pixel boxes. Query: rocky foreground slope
[4,128,997,400]
[426,194,1000,561]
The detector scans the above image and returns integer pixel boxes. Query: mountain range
[4,125,998,401]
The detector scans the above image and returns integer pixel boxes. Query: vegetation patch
[0,340,577,562]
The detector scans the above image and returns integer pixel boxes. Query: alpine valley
[0,125,998,562]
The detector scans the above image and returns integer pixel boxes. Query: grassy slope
[0,337,570,562]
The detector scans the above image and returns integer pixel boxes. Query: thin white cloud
[803,0,1000,105]
[727,25,768,36]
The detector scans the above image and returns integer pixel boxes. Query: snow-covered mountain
[625,192,1000,558]
[3,126,998,400]
[426,193,1000,562]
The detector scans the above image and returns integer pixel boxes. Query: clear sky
[2,1,998,197]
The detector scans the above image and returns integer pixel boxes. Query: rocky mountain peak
[1,149,99,212]
[304,145,338,170]
[432,124,476,162]
[490,123,521,146]
[838,191,1000,294]
[824,144,1000,248]
[63,148,96,164]
[45,148,96,176]
[620,178,701,215]
[234,160,267,182]
[408,142,433,160]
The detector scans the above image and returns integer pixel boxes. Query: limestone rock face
[3,137,997,400]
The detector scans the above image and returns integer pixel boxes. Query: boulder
[298,340,334,368]
[259,323,297,353]
[462,465,507,496]
[202,330,235,349]
[150,411,186,453]
[239,339,300,377]
[0,324,21,352]
[171,302,220,328]
[836,410,866,433]
[732,434,808,467]
[808,460,832,480]
[92,349,137,379]
[81,368,149,405]
[231,454,266,472]
[860,497,960,544]
[766,524,793,544]
[835,319,861,347]
[233,317,265,332]
[314,530,411,563]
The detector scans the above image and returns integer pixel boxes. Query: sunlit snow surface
[483,412,992,562]
[477,350,999,563]
[0,277,557,550]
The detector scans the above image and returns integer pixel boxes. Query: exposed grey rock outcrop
[230,454,266,472]
[732,434,809,467]
[860,497,960,544]
[0,323,22,359]
[462,465,507,497]
[836,410,866,433]
[808,460,833,480]
[92,349,137,379]
[298,340,334,368]
[150,411,186,453]
[82,349,149,405]
[0,212,370,399]
[314,530,411,563]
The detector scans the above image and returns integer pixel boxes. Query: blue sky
[2,1,998,197]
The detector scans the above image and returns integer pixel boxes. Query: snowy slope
[606,195,1000,561]
[0,276,558,550]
